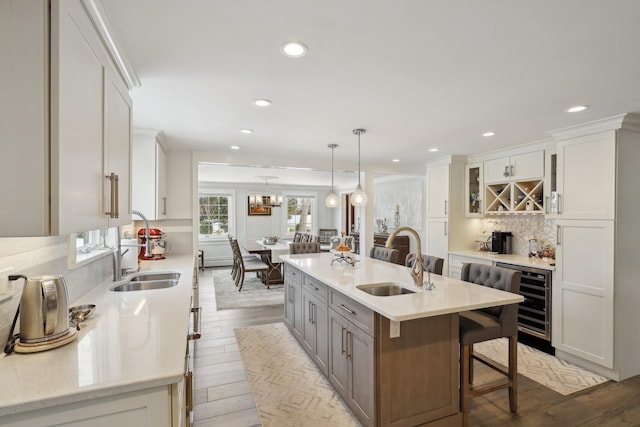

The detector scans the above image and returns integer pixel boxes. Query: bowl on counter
[263,236,279,245]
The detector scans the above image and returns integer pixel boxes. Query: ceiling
[102,0,640,185]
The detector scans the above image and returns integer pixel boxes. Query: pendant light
[325,144,340,208]
[351,128,368,206]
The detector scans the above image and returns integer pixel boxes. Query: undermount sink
[356,282,417,296]
[110,279,179,292]
[128,272,181,282]
[110,271,181,292]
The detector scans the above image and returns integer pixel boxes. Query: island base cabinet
[328,308,375,426]
[0,386,173,427]
[302,291,329,376]
[284,266,303,341]
[377,314,461,426]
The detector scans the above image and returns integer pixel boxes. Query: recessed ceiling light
[429,148,439,152]
[230,145,240,150]
[392,159,400,163]
[238,129,254,134]
[253,99,272,107]
[483,131,496,137]
[280,42,308,58]
[566,105,589,113]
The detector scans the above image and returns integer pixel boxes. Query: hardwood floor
[193,268,640,426]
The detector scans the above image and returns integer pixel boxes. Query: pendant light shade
[325,143,340,208]
[351,129,368,207]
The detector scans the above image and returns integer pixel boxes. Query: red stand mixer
[138,228,166,260]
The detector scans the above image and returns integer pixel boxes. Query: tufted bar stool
[404,253,444,275]
[369,246,399,264]
[459,263,521,427]
[289,242,321,254]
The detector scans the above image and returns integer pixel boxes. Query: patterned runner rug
[211,267,284,310]
[474,338,609,395]
[235,323,361,427]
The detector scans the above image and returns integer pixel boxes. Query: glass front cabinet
[465,162,483,217]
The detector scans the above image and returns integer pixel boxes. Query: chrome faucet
[113,210,152,281]
[386,226,435,290]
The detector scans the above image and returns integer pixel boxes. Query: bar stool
[459,263,521,427]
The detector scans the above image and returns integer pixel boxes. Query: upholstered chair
[369,246,399,264]
[404,253,444,275]
[289,242,321,254]
[459,263,522,427]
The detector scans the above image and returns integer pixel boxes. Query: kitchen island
[280,252,523,427]
[0,255,197,427]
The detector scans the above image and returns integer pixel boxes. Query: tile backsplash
[482,216,557,257]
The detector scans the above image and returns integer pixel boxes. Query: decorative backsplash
[482,216,557,257]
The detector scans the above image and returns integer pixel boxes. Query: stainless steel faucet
[386,226,435,290]
[113,210,152,281]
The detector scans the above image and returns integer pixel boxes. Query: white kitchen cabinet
[0,386,173,427]
[550,113,640,381]
[426,156,478,275]
[132,130,168,220]
[556,131,615,220]
[484,150,544,184]
[0,0,133,236]
[447,254,493,280]
[465,162,483,217]
[554,220,614,368]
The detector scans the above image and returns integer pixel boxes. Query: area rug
[235,323,361,427]
[212,268,284,310]
[474,338,609,395]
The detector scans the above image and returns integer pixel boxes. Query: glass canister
[528,239,539,258]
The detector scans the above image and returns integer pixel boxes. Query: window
[199,194,231,237]
[286,195,315,235]
[67,227,117,269]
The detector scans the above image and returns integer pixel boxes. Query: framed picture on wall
[248,196,272,216]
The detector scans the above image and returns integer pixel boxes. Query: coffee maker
[491,231,513,254]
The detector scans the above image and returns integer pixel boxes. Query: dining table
[242,240,291,286]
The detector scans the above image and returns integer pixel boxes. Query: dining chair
[318,229,338,251]
[229,239,269,291]
[293,232,303,242]
[459,263,521,427]
[289,242,321,254]
[369,246,399,264]
[405,253,444,275]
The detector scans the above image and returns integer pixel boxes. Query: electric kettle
[18,275,71,344]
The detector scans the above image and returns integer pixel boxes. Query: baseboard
[555,349,620,381]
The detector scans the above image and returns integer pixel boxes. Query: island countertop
[279,252,523,322]
[0,255,196,417]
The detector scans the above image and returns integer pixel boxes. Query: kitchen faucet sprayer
[113,210,152,281]
[132,209,152,258]
[386,226,435,290]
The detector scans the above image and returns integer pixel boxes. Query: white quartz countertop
[449,250,556,271]
[280,253,524,322]
[0,255,195,416]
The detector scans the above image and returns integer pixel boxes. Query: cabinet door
[483,156,510,184]
[0,0,49,236]
[426,163,449,218]
[51,0,110,234]
[557,132,616,220]
[314,299,329,375]
[553,220,614,368]
[426,219,448,264]
[284,282,296,332]
[465,162,483,217]
[301,291,316,356]
[348,324,375,425]
[328,310,349,398]
[511,150,544,180]
[104,68,132,226]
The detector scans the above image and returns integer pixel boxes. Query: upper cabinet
[484,150,544,184]
[464,162,483,217]
[0,0,134,237]
[132,130,168,220]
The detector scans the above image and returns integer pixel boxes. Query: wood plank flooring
[193,268,640,426]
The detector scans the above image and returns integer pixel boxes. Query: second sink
[357,282,416,296]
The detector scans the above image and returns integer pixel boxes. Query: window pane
[199,194,231,236]
[286,196,313,234]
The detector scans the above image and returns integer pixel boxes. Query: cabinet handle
[190,306,202,338]
[346,330,352,359]
[444,200,448,215]
[162,196,167,215]
[289,285,294,303]
[341,326,346,355]
[444,221,448,236]
[557,194,562,214]
[185,370,193,412]
[556,225,561,245]
[338,303,356,316]
[308,301,313,323]
[312,303,317,325]
[105,173,116,218]
[114,174,119,218]
[503,165,510,177]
